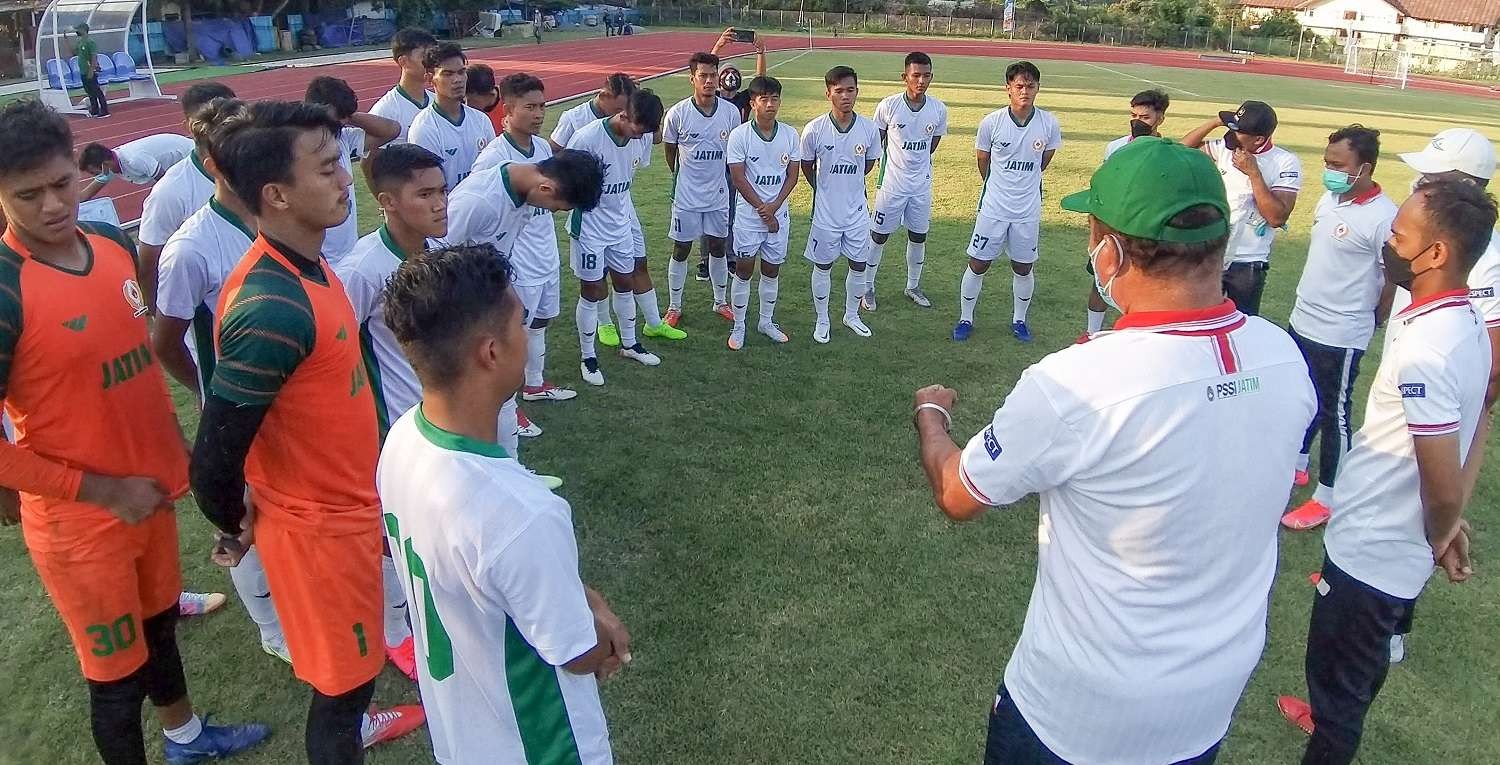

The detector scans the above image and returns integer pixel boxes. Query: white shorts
[733,225,791,265]
[871,188,932,236]
[570,238,635,282]
[967,217,1040,264]
[670,206,729,242]
[515,275,562,322]
[803,225,870,267]
[631,218,646,259]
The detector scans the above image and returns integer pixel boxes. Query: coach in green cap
[912,137,1316,765]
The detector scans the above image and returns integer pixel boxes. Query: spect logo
[1206,375,1262,402]
[1399,383,1427,398]
[897,123,908,130]
[444,148,457,156]
[1471,287,1495,298]
[982,426,1003,459]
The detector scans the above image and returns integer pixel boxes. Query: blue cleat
[952,320,974,341]
[1011,321,1032,343]
[165,718,271,765]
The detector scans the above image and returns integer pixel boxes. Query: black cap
[1218,100,1277,137]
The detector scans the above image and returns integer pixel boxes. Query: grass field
[4,47,1500,764]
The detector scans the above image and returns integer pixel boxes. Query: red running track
[69,30,1495,226]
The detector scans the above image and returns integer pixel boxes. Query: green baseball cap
[1060,137,1229,244]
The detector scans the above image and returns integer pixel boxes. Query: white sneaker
[521,383,578,402]
[757,322,789,343]
[526,467,563,491]
[905,287,931,308]
[843,314,872,337]
[1389,633,1406,664]
[516,420,542,438]
[178,591,227,616]
[813,321,830,344]
[580,358,605,386]
[620,344,661,366]
[261,632,292,665]
[727,326,745,351]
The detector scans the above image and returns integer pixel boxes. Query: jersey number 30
[384,513,456,680]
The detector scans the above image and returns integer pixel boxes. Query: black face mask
[1382,242,1434,290]
[1129,119,1153,138]
[1223,130,1240,150]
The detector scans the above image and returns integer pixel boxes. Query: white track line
[1082,61,1201,98]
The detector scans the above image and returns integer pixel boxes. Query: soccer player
[1182,100,1302,316]
[726,75,800,349]
[1277,180,1497,765]
[956,60,1061,344]
[474,73,586,405]
[800,65,882,343]
[1086,89,1169,335]
[867,51,947,310]
[409,42,495,192]
[0,98,269,765]
[78,133,193,200]
[378,247,632,765]
[915,138,1315,765]
[567,89,674,386]
[136,81,237,310]
[189,101,424,761]
[303,76,400,264]
[664,51,742,326]
[151,97,292,662]
[464,63,506,136]
[369,27,437,142]
[1279,126,1398,532]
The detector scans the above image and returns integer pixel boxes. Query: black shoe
[696,260,709,282]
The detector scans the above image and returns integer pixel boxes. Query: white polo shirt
[872,93,948,198]
[154,197,256,397]
[322,126,368,265]
[409,101,497,191]
[1390,233,1500,330]
[1326,289,1491,600]
[1288,186,1398,350]
[114,134,194,185]
[137,151,216,247]
[957,300,1315,765]
[550,100,608,149]
[663,96,740,214]
[1204,138,1302,264]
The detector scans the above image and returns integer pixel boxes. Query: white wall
[1246,0,1497,66]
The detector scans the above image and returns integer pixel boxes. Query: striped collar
[1395,288,1471,321]
[1112,299,1245,334]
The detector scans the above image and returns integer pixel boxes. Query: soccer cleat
[1293,469,1310,487]
[515,409,542,438]
[1281,499,1331,531]
[1389,633,1406,664]
[362,705,426,749]
[663,307,683,328]
[643,321,688,341]
[713,303,735,322]
[580,358,605,387]
[843,314,872,338]
[261,633,292,665]
[527,468,564,491]
[620,344,661,366]
[905,287,931,308]
[1277,696,1315,736]
[386,636,417,681]
[696,260,709,281]
[813,321,830,344]
[1308,572,1323,587]
[757,322,789,343]
[178,591,227,617]
[861,289,878,312]
[952,320,973,342]
[597,323,620,348]
[164,717,271,765]
[1075,332,1092,345]
[728,326,745,351]
[1011,321,1033,343]
[521,382,577,402]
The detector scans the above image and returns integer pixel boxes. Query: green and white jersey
[378,406,613,765]
[565,118,650,251]
[473,135,561,287]
[409,101,497,190]
[663,95,740,213]
[370,85,432,142]
[872,93,947,197]
[725,120,799,234]
[799,112,882,234]
[155,197,256,398]
[447,162,536,276]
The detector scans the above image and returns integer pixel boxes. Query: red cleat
[1308,572,1323,586]
[1277,695,1315,736]
[363,704,427,748]
[515,408,542,438]
[664,307,682,328]
[1293,469,1310,487]
[713,303,734,322]
[1282,499,1331,531]
[386,636,417,681]
[1075,332,1092,345]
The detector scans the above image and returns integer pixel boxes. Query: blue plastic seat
[43,57,68,89]
[111,51,150,80]
[95,53,124,82]
[67,55,83,86]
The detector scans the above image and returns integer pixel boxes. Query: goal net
[1369,48,1411,89]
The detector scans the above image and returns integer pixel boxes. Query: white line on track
[1082,61,1201,98]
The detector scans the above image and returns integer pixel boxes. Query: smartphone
[731,28,756,43]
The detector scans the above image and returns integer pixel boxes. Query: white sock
[811,268,831,323]
[866,240,885,293]
[576,297,598,358]
[758,275,780,325]
[1013,272,1035,323]
[667,258,689,310]
[596,289,613,326]
[960,266,984,323]
[636,287,663,327]
[162,714,204,745]
[524,326,546,388]
[381,555,411,646]
[906,241,926,290]
[709,254,729,305]
[227,546,281,641]
[730,274,751,330]
[1086,309,1106,334]
[499,396,519,455]
[1312,482,1335,505]
[1297,452,1310,472]
[612,290,638,346]
[844,268,866,319]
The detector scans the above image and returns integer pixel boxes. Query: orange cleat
[1293,469,1310,487]
[664,307,682,328]
[386,636,417,681]
[1277,696,1315,736]
[1282,499,1331,531]
[713,303,734,322]
[363,704,427,748]
[1308,572,1323,587]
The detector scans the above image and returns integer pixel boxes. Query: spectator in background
[74,23,108,117]
[77,133,195,201]
[465,64,506,136]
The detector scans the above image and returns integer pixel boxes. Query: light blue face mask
[93,171,114,184]
[1089,235,1124,312]
[1322,163,1366,194]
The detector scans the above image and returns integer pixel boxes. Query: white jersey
[957,301,1315,765]
[154,197,256,397]
[137,151,216,247]
[409,102,497,190]
[446,163,538,280]
[1204,138,1302,264]
[378,407,613,765]
[473,134,561,287]
[975,107,1062,223]
[323,126,368,264]
[550,100,609,149]
[1104,134,1138,161]
[1327,290,1490,600]
[1288,187,1398,350]
[114,133,194,185]
[1390,233,1500,329]
[800,113,882,234]
[663,96,740,213]
[726,121,799,234]
[872,93,947,197]
[566,118,649,250]
[369,85,432,142]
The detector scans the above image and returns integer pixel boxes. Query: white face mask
[1089,235,1124,312]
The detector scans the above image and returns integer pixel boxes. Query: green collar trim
[432,100,465,128]
[415,404,510,458]
[504,132,535,158]
[753,121,778,142]
[692,97,718,119]
[589,100,607,119]
[209,197,254,240]
[190,150,213,181]
[829,112,855,134]
[1007,106,1034,128]
[500,164,525,209]
[603,117,628,148]
[904,95,926,112]
[378,224,411,262]
[396,84,430,109]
